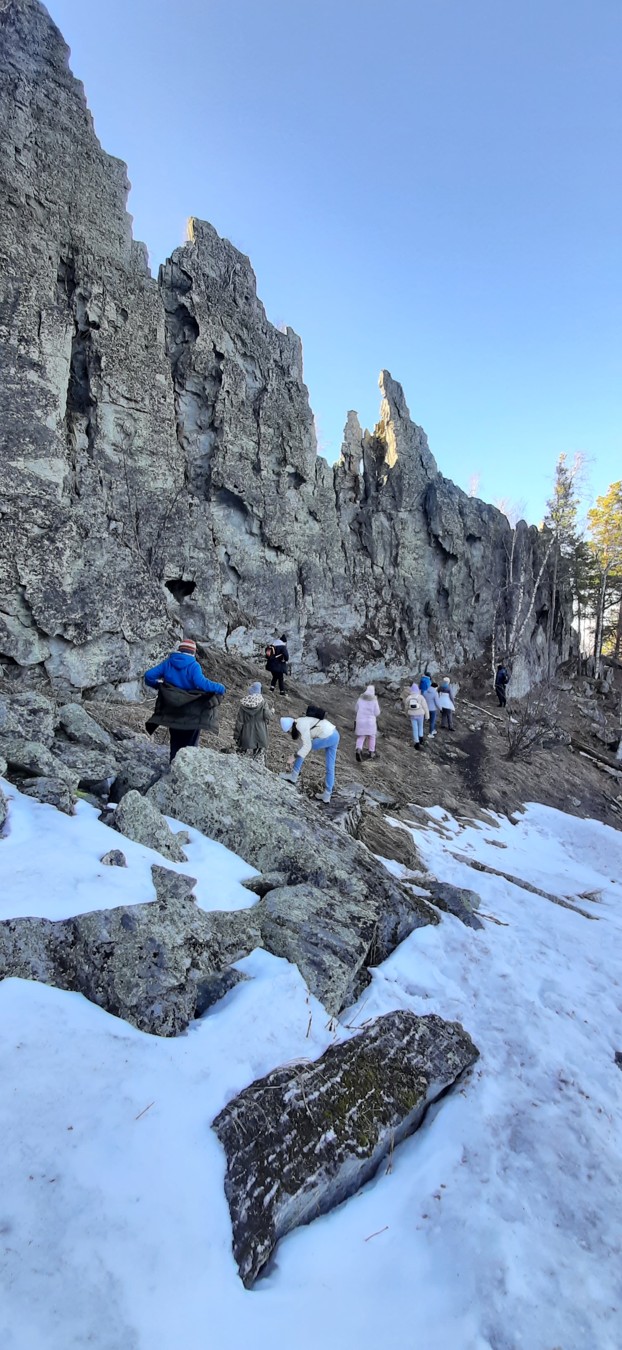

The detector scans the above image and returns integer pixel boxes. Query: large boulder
[0,866,261,1035]
[108,737,169,802]
[213,1009,479,1287]
[148,749,437,1006]
[2,739,78,788]
[0,693,55,756]
[52,742,119,792]
[57,702,114,750]
[20,776,75,815]
[112,789,188,862]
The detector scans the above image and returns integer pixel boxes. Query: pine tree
[586,481,622,673]
[543,453,583,672]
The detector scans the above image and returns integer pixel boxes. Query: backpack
[265,644,276,669]
[305,703,326,720]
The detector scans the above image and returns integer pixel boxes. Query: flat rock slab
[213,1009,479,1287]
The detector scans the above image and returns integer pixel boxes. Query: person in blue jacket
[144,638,226,760]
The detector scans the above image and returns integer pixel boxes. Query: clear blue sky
[47,0,621,523]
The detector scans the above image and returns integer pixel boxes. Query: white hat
[280,716,294,732]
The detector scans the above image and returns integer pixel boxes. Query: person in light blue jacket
[422,680,442,737]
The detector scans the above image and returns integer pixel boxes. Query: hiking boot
[368,751,377,759]
[280,771,299,784]
[319,790,332,804]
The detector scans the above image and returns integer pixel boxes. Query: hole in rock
[165,578,197,603]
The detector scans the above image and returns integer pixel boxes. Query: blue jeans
[294,730,340,791]
[410,715,424,743]
[429,710,437,734]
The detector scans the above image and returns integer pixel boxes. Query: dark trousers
[169,727,200,762]
[270,671,285,694]
[440,708,453,730]
[495,687,507,707]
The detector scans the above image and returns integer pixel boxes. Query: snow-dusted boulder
[0,866,261,1035]
[112,789,188,862]
[20,776,75,815]
[213,1009,479,1287]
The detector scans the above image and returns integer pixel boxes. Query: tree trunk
[547,546,559,676]
[593,568,609,677]
[615,594,622,661]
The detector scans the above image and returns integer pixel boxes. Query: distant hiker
[404,682,429,749]
[234,681,272,761]
[495,662,510,708]
[438,678,456,730]
[422,678,442,736]
[265,634,289,696]
[279,705,340,803]
[144,639,225,761]
[355,684,381,761]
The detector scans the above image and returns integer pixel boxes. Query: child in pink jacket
[355,685,381,760]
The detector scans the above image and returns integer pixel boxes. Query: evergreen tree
[543,453,583,672]
[586,481,622,672]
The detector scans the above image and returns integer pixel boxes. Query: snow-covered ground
[1,782,621,1350]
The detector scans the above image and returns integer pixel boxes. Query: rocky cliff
[0,0,572,695]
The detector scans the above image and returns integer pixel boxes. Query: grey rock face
[0,873,257,1035]
[149,749,436,1008]
[425,880,484,930]
[112,789,188,862]
[20,776,75,814]
[0,754,8,779]
[213,1009,479,1287]
[0,784,7,830]
[0,1,572,692]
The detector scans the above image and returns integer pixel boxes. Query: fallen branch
[449,853,598,920]
[478,911,510,926]
[463,700,505,724]
[135,1101,155,1121]
[364,1225,389,1242]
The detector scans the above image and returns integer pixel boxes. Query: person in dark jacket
[234,682,273,760]
[495,663,510,708]
[144,639,226,760]
[265,634,289,695]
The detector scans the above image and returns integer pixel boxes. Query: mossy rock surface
[213,1008,479,1287]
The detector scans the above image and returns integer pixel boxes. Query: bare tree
[504,682,562,761]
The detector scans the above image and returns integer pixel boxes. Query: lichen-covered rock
[112,789,187,862]
[213,1010,479,1287]
[100,849,127,867]
[20,776,75,814]
[426,881,484,930]
[0,754,7,779]
[0,878,259,1035]
[2,740,79,788]
[0,1,572,694]
[52,742,118,791]
[149,748,436,1007]
[57,703,113,750]
[0,692,55,755]
[0,784,8,831]
[107,739,169,802]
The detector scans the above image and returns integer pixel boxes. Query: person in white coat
[354,685,381,760]
[438,678,456,730]
[279,708,340,803]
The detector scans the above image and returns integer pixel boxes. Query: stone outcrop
[213,1010,479,1287]
[0,865,260,1035]
[111,789,188,862]
[0,0,572,695]
[149,748,437,1009]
